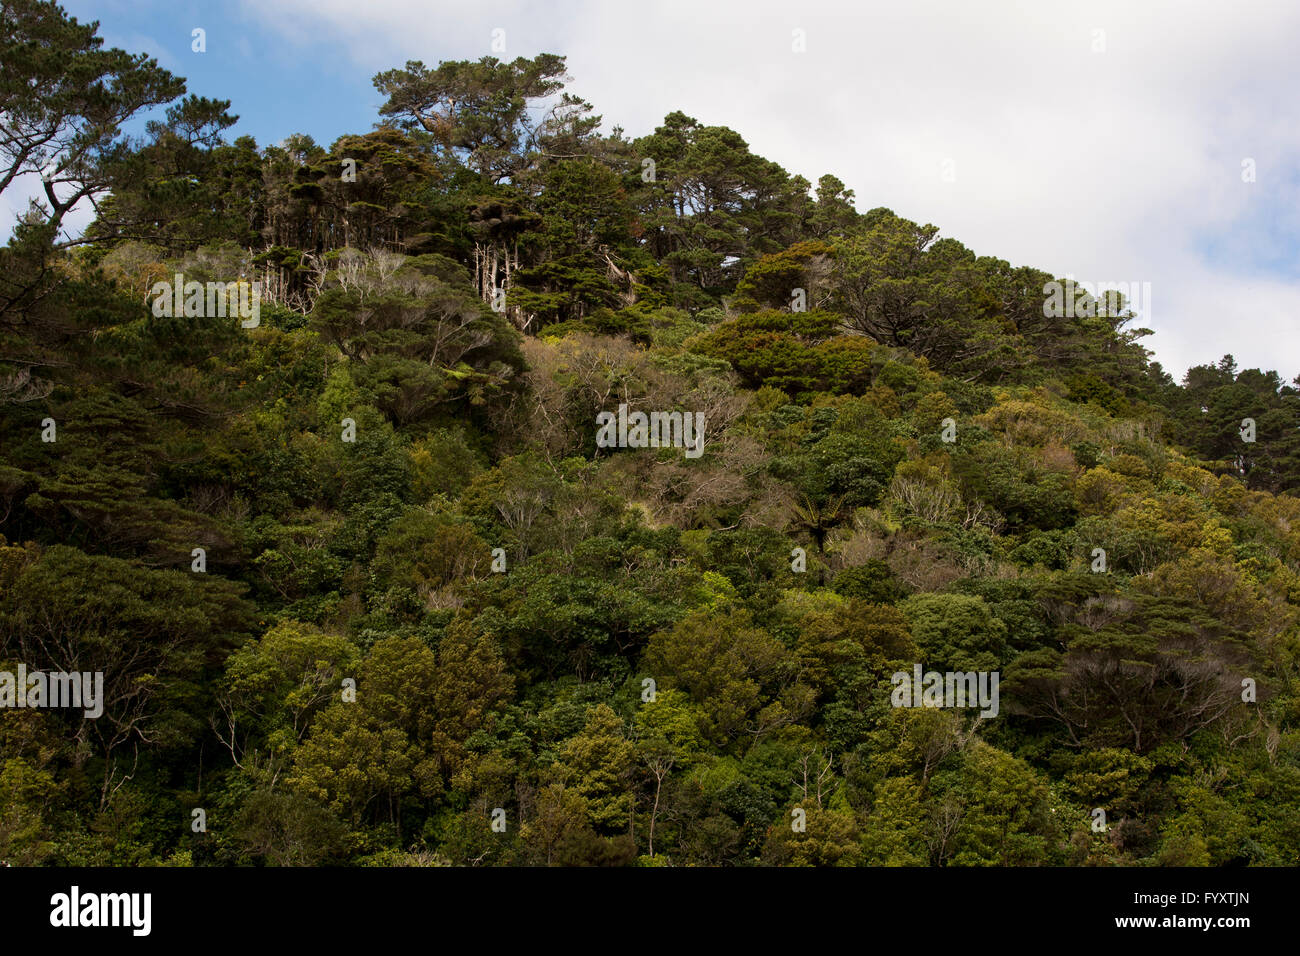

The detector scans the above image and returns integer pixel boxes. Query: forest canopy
[2,1,1299,868]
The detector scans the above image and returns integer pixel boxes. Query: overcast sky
[14,0,1300,381]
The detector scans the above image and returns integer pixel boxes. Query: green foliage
[2,10,1297,869]
[902,593,1010,672]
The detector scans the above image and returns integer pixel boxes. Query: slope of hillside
[1,20,1298,867]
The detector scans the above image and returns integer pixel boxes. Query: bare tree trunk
[504,241,512,326]
[649,775,662,858]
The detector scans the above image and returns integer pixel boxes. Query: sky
[8,0,1300,381]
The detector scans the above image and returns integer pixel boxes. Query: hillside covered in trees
[2,2,1300,867]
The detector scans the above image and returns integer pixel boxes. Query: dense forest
[2,1,1299,867]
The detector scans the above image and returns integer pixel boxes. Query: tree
[289,638,437,836]
[310,249,524,422]
[902,593,1010,672]
[84,96,243,251]
[215,620,361,786]
[1007,594,1253,753]
[832,213,1021,381]
[0,0,184,236]
[633,112,808,297]
[554,703,636,833]
[0,545,254,806]
[373,54,570,183]
[644,607,789,745]
[519,783,636,866]
[428,623,513,777]
[761,806,864,866]
[942,741,1061,866]
[233,790,348,866]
